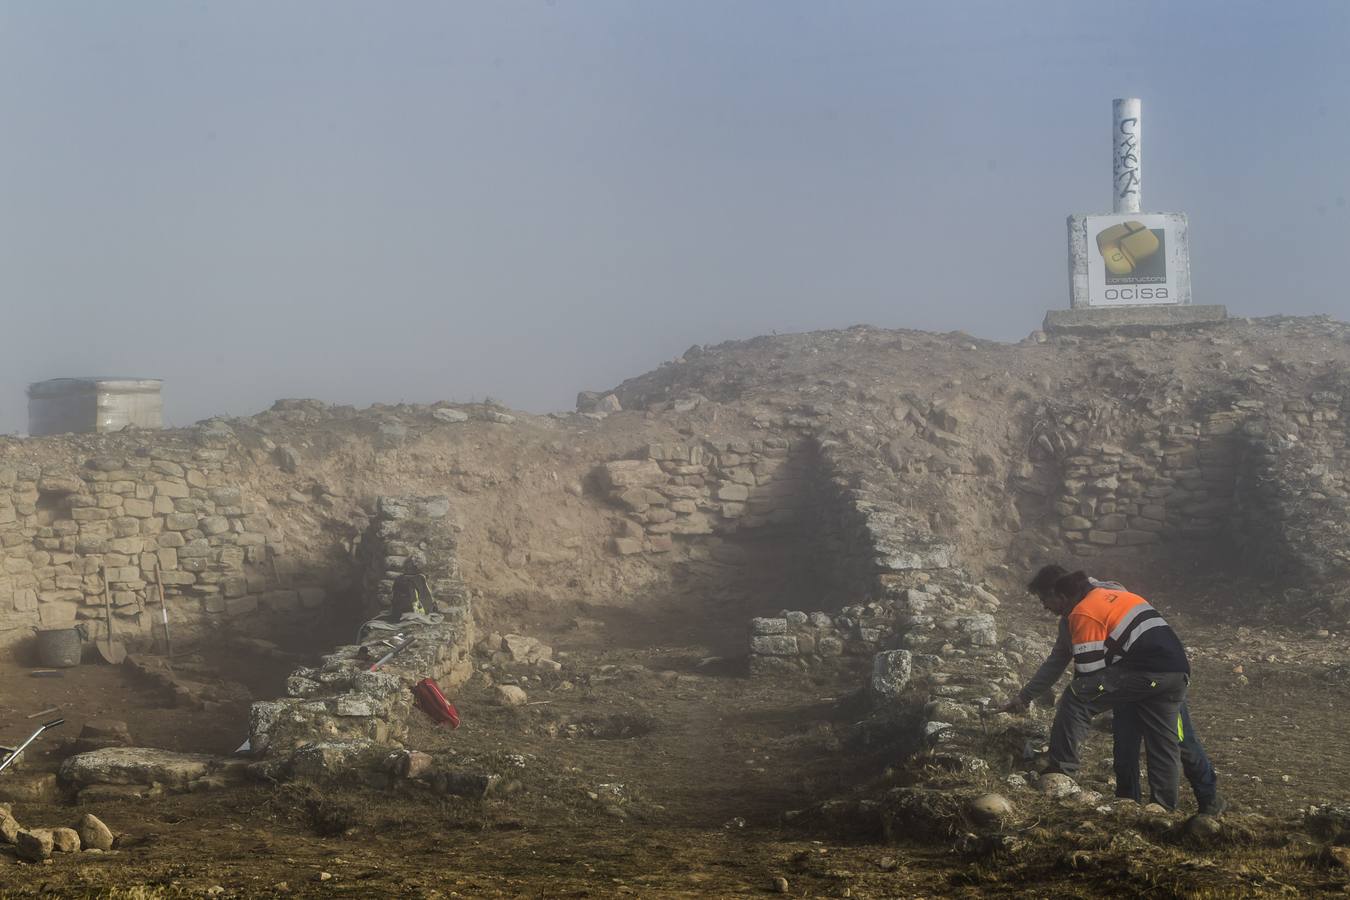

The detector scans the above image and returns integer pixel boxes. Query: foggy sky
[2,1,1347,433]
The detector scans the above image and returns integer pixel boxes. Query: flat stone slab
[59,747,245,789]
[1044,304,1227,335]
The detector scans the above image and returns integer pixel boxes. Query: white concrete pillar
[1112,98,1141,213]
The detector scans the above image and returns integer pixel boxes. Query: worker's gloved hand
[999,695,1028,715]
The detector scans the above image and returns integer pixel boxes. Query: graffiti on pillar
[1113,116,1140,204]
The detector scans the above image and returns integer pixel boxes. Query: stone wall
[744,439,967,675]
[1028,384,1350,594]
[594,435,804,554]
[1041,410,1249,557]
[248,495,474,775]
[0,436,330,651]
[1234,385,1350,609]
[356,495,467,622]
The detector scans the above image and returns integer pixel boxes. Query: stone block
[335,695,379,717]
[816,635,845,657]
[155,481,189,499]
[716,483,750,502]
[751,617,787,635]
[1087,530,1118,545]
[1044,304,1225,334]
[598,460,665,490]
[15,829,52,862]
[644,507,676,524]
[76,814,114,851]
[669,513,713,535]
[870,650,913,701]
[875,542,953,572]
[957,614,998,646]
[611,537,643,556]
[750,634,798,656]
[748,655,802,676]
[178,539,212,558]
[1096,513,1128,531]
[165,514,198,532]
[200,516,230,536]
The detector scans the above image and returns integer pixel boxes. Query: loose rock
[495,685,528,707]
[968,793,1014,825]
[1039,773,1080,799]
[76,813,115,851]
[15,828,53,862]
[0,811,20,844]
[50,827,81,852]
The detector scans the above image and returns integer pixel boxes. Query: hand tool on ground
[369,635,416,672]
[154,563,174,660]
[25,706,60,720]
[0,718,65,775]
[96,564,127,664]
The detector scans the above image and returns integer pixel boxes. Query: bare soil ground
[4,576,1350,898]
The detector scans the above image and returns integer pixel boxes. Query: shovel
[96,564,127,665]
[0,718,65,775]
[154,563,173,661]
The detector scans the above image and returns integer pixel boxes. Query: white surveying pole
[1112,97,1141,213]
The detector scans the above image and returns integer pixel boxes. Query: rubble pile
[0,804,116,861]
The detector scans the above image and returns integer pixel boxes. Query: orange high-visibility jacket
[1067,587,1170,676]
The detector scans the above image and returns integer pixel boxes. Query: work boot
[1197,793,1228,817]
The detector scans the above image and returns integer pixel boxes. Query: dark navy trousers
[1114,701,1217,805]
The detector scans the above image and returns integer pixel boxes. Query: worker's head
[1049,570,1095,614]
[1026,564,1068,612]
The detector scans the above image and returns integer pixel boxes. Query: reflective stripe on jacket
[1068,587,1170,676]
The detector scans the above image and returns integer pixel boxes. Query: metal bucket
[35,627,82,668]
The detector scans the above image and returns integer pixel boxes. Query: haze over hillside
[3,1,1349,433]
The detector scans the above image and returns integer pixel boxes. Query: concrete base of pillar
[1043,304,1227,335]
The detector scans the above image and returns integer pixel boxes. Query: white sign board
[1067,212,1191,309]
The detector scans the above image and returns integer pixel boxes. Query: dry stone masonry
[0,435,327,649]
[595,436,806,555]
[247,495,474,778]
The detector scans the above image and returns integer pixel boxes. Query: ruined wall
[1022,382,1350,602]
[249,495,474,775]
[0,433,335,652]
[1034,411,1249,558]
[745,438,965,675]
[593,435,803,554]
[1235,385,1350,612]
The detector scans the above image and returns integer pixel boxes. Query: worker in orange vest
[1039,570,1192,810]
[1004,564,1224,814]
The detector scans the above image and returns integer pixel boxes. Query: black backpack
[390,573,436,618]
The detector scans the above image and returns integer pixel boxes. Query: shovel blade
[96,640,127,665]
